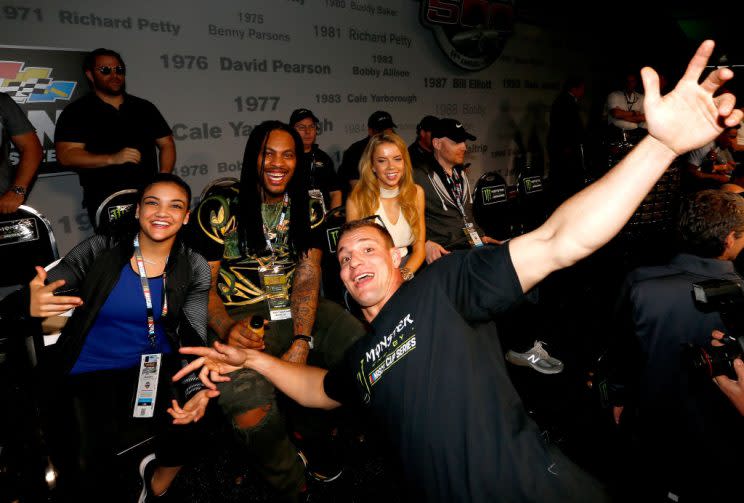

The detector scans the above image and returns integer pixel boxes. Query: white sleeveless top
[375,200,414,257]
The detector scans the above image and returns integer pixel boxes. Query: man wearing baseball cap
[413,118,499,263]
[289,108,342,212]
[408,115,438,168]
[337,110,396,197]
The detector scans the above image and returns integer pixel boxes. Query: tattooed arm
[207,261,265,350]
[283,247,323,364]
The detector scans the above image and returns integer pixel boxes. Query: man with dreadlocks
[190,121,365,502]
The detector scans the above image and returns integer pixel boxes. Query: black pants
[43,360,209,502]
[216,299,365,500]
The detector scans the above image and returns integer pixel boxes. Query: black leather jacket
[0,233,210,397]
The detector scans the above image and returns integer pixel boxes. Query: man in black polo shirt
[337,110,395,197]
[407,115,437,168]
[55,48,175,227]
[289,108,342,213]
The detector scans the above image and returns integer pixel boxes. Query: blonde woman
[346,132,426,279]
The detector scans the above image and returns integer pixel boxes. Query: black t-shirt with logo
[189,184,324,307]
[324,244,608,502]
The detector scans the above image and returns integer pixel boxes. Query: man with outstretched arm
[176,41,741,501]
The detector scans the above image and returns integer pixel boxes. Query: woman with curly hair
[346,132,426,279]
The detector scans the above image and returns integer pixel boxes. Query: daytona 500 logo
[420,0,514,71]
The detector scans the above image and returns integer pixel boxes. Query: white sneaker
[138,453,167,502]
[506,341,564,374]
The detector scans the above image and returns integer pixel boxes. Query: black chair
[516,170,550,234]
[0,205,59,292]
[472,171,518,240]
[198,177,239,203]
[0,204,60,370]
[0,205,59,500]
[95,189,139,236]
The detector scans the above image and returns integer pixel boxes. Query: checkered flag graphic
[0,78,52,104]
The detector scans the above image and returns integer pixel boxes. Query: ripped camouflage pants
[215,298,365,500]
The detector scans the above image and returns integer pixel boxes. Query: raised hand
[643,40,742,156]
[29,266,83,317]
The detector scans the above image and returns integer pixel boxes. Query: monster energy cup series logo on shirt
[356,314,417,402]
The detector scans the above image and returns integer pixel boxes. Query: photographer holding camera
[609,189,744,501]
[711,329,744,416]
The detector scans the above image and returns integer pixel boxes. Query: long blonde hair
[348,132,420,241]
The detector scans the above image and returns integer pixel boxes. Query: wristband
[293,334,314,349]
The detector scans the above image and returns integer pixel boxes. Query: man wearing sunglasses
[55,48,175,228]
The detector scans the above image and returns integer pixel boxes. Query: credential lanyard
[133,235,168,349]
[443,169,469,223]
[262,193,290,253]
[625,91,638,111]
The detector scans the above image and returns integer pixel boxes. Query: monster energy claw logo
[326,226,341,254]
[522,176,543,194]
[420,0,514,71]
[481,184,506,205]
[107,204,134,223]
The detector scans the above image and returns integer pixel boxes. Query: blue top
[70,264,172,374]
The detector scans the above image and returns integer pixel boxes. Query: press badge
[259,265,292,321]
[462,222,484,247]
[133,353,162,418]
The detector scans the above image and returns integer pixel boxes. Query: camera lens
[684,343,741,379]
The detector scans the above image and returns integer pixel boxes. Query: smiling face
[371,142,405,190]
[338,225,402,320]
[259,129,297,203]
[136,181,190,244]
